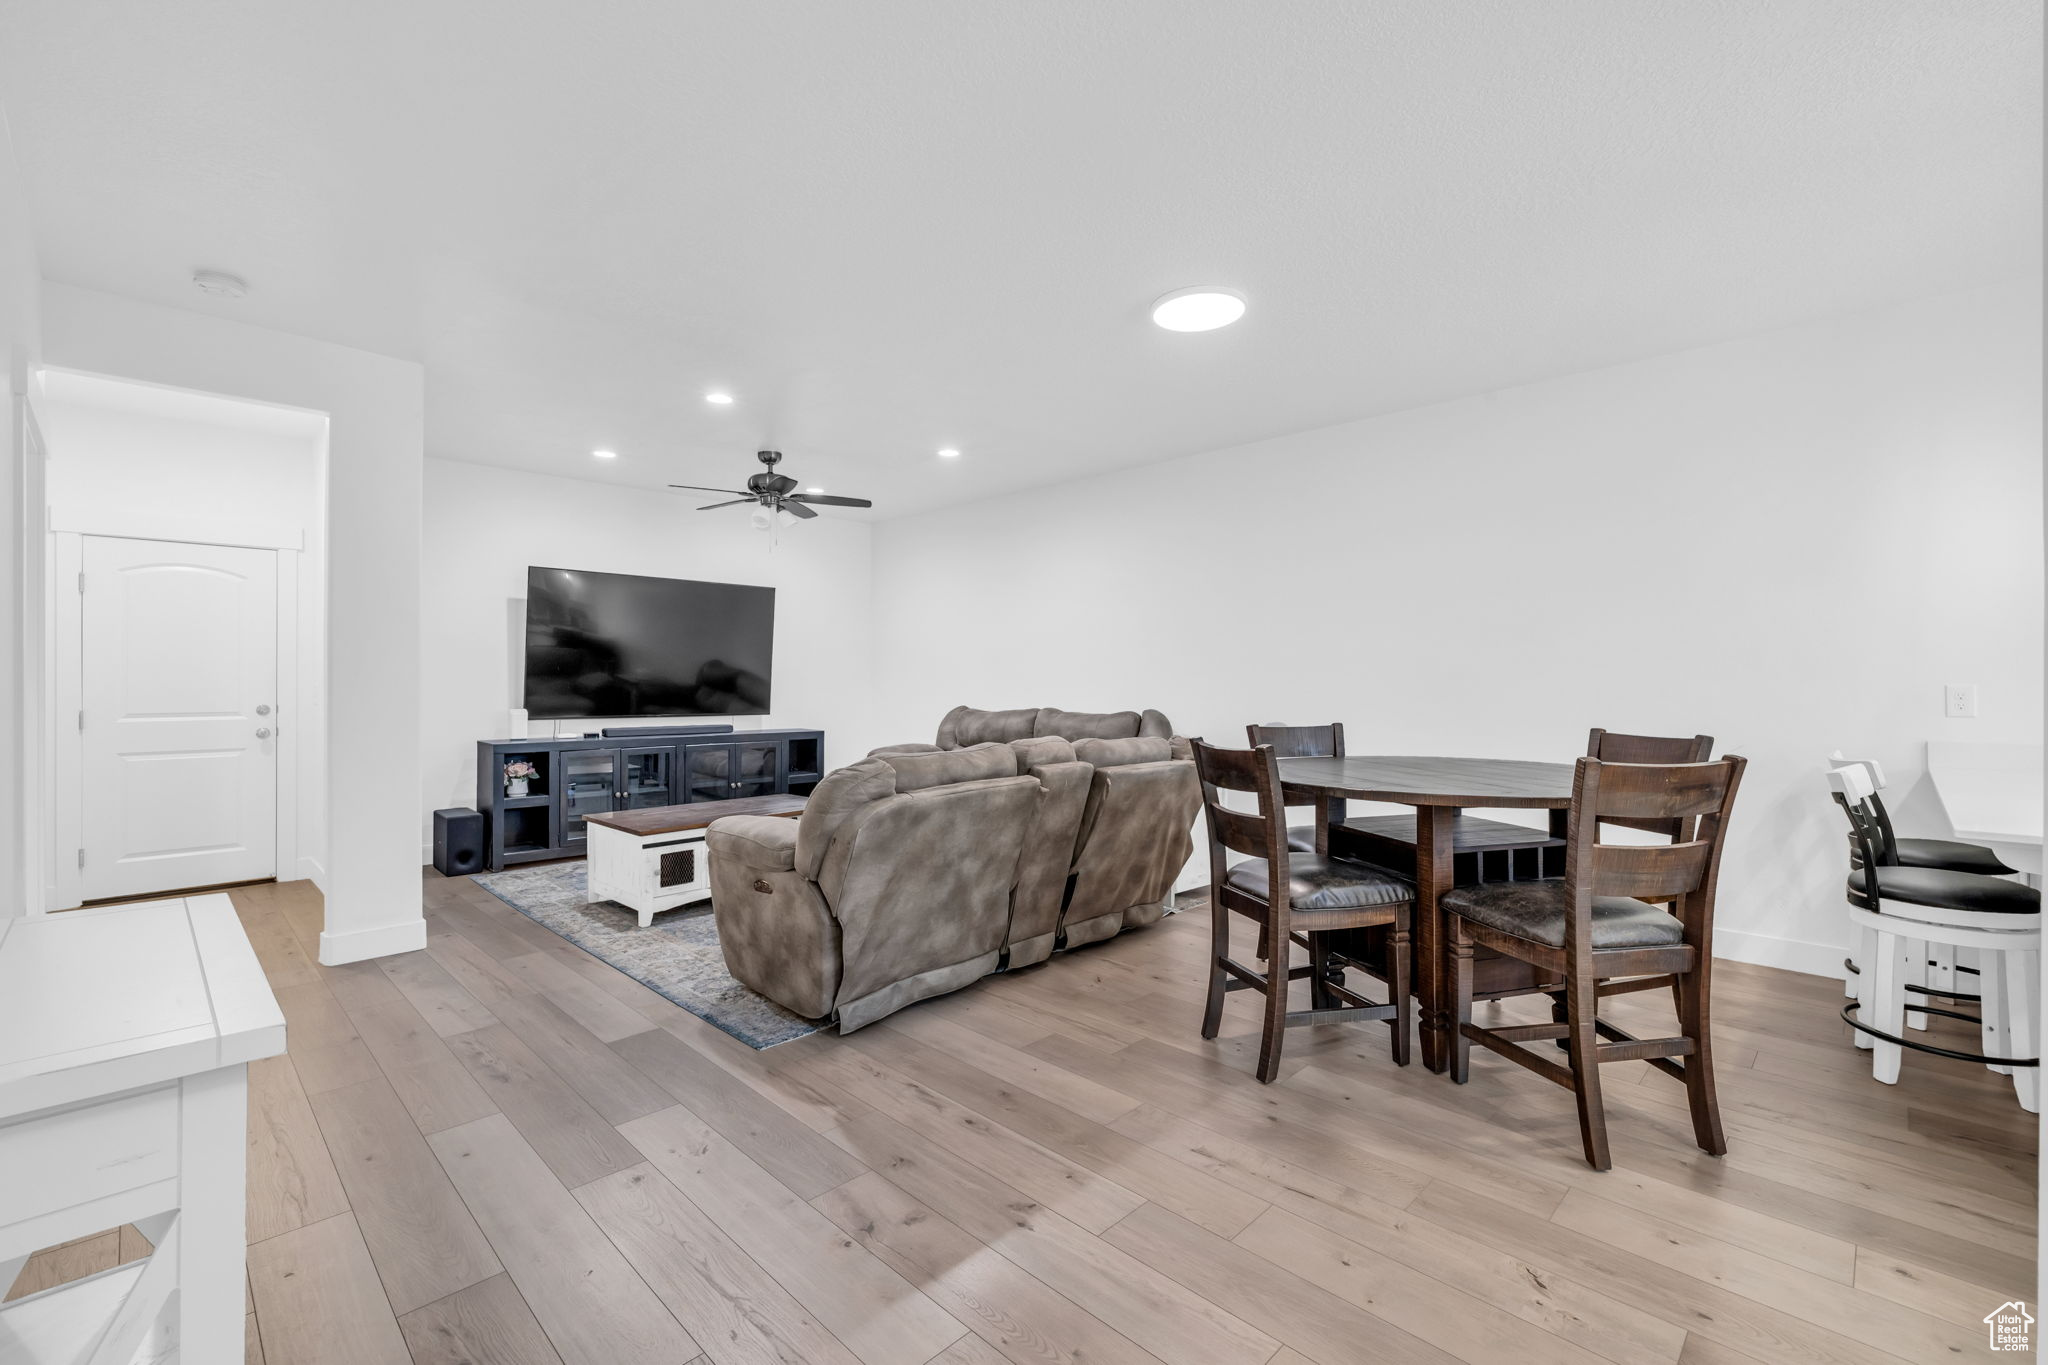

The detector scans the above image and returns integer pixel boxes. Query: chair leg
[1447,916,1473,1083]
[1906,938,1930,1031]
[1201,899,1229,1041]
[1869,930,1907,1085]
[1564,974,1610,1171]
[1980,948,2011,1076]
[1673,959,1725,1157]
[1851,923,1877,1048]
[1308,931,1333,1010]
[1255,923,1270,961]
[2003,947,2038,1114]
[1845,923,1867,1001]
[1389,911,1412,1068]
[1255,920,1291,1084]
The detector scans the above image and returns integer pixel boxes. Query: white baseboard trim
[1711,927,1843,979]
[319,916,427,966]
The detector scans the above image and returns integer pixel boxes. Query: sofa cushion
[943,706,1039,747]
[867,742,943,758]
[880,742,1019,792]
[794,758,897,880]
[1073,736,1173,768]
[1036,707,1143,741]
[1010,735,1078,769]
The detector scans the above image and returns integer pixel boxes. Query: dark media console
[476,727,825,870]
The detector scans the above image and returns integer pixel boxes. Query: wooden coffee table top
[585,794,807,838]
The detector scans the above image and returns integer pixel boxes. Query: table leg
[1315,796,1331,858]
[1415,804,1455,1073]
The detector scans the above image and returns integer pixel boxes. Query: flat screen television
[523,566,775,719]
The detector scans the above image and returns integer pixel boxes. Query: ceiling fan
[670,450,873,521]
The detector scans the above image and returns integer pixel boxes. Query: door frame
[50,525,303,909]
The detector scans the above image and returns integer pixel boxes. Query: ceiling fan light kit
[670,450,874,533]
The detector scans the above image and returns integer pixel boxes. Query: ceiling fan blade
[787,493,873,509]
[669,484,751,496]
[781,499,818,520]
[696,498,753,510]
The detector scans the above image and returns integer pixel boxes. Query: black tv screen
[523,567,775,719]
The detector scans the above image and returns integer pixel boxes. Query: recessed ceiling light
[1151,287,1245,332]
[937,448,961,458]
[192,269,248,298]
[592,448,617,460]
[705,392,734,405]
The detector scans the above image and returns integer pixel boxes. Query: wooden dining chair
[1194,738,1413,1082]
[1444,754,1746,1170]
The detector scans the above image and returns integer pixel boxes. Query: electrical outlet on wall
[1944,683,1979,718]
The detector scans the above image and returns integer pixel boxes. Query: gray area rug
[469,863,820,1049]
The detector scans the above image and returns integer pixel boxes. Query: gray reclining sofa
[705,707,1197,1032]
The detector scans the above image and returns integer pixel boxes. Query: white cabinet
[0,896,285,1364]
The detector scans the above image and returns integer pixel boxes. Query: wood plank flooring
[11,870,2036,1364]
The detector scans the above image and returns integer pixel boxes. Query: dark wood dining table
[1276,754,1577,1072]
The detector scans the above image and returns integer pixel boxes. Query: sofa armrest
[868,742,943,757]
[706,815,799,872]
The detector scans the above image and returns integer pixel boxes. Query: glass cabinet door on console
[684,740,787,801]
[731,741,781,798]
[622,747,674,809]
[686,745,735,802]
[562,749,621,847]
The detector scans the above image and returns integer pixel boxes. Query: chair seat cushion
[1849,865,2039,915]
[1441,879,1683,949]
[1892,837,2018,876]
[1225,854,1414,910]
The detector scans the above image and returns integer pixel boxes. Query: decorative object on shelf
[503,758,539,797]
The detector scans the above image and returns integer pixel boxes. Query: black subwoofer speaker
[433,807,485,877]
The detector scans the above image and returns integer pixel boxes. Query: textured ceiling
[1,0,2039,518]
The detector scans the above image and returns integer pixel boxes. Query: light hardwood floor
[13,871,2036,1363]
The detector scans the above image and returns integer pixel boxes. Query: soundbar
[599,723,739,738]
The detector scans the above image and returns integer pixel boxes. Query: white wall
[38,378,329,894]
[870,281,2045,974]
[41,283,426,964]
[421,457,874,846]
[0,93,41,918]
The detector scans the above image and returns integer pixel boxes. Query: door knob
[256,704,272,716]
[255,727,272,739]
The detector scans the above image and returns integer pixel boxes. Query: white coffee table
[585,794,807,926]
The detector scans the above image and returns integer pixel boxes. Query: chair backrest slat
[1245,723,1344,759]
[1589,841,1713,901]
[1588,761,1733,821]
[1587,728,1714,764]
[1208,805,1271,860]
[1586,730,1715,838]
[1825,763,1888,893]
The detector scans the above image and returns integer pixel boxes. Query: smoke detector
[192,269,248,299]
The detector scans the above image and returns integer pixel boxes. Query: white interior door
[81,536,278,899]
